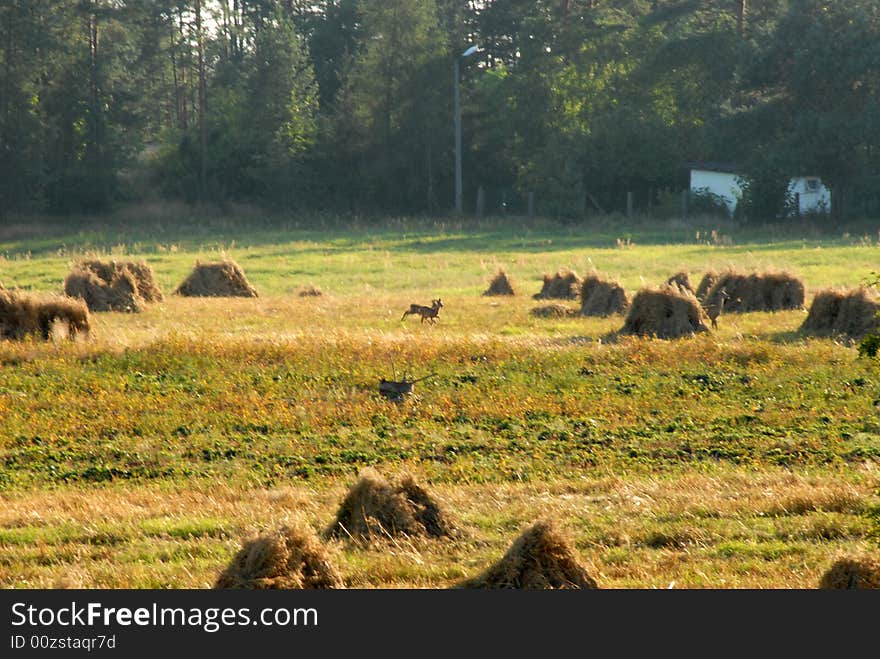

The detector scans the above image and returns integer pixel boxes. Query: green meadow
[1,213,879,589]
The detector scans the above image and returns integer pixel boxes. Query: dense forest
[1,0,879,220]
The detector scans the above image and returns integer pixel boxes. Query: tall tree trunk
[88,1,106,206]
[737,0,747,37]
[196,0,208,199]
[178,7,188,129]
[169,11,181,129]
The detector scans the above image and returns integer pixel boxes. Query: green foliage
[3,0,880,217]
[689,187,731,219]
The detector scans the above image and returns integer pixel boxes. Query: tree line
[2,0,879,221]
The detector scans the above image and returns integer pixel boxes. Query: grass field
[1,212,879,589]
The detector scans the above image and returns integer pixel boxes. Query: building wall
[690,170,832,218]
[788,177,831,214]
[689,169,741,216]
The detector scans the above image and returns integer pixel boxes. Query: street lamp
[455,45,479,215]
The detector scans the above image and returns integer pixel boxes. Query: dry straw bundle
[695,271,719,301]
[215,524,343,589]
[620,284,709,339]
[579,273,628,316]
[64,259,162,312]
[818,557,880,589]
[483,269,516,296]
[533,269,581,300]
[705,270,805,313]
[800,287,880,339]
[0,287,90,341]
[530,303,578,318]
[325,469,455,543]
[459,520,598,589]
[298,285,323,297]
[174,259,258,297]
[666,271,694,295]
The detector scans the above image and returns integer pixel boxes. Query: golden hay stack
[579,274,628,316]
[174,259,258,297]
[215,524,343,589]
[818,557,880,589]
[0,288,90,341]
[530,303,578,318]
[325,469,455,542]
[620,284,709,339]
[76,259,164,303]
[695,271,719,301]
[459,520,598,589]
[483,269,516,296]
[63,258,164,313]
[533,269,581,300]
[666,271,694,295]
[800,287,880,339]
[704,270,805,313]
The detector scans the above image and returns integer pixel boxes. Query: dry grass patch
[214,523,343,589]
[530,303,578,318]
[325,469,456,544]
[483,269,516,296]
[297,285,323,297]
[800,287,880,340]
[174,259,258,298]
[620,284,709,339]
[459,520,598,589]
[533,269,581,300]
[818,556,880,589]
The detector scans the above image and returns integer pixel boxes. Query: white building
[688,163,831,218]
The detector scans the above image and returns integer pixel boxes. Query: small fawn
[704,287,731,329]
[402,298,443,324]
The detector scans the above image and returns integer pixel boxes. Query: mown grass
[1,214,879,589]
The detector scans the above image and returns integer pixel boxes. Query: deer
[703,287,731,330]
[401,298,443,324]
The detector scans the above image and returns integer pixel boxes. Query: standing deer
[401,298,443,324]
[704,287,731,329]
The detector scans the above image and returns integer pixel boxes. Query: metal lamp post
[455,45,479,215]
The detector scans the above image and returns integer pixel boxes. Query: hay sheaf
[818,557,880,589]
[298,285,323,297]
[800,287,880,339]
[531,303,578,318]
[533,269,581,300]
[326,470,455,542]
[666,271,694,295]
[215,524,343,590]
[695,271,719,301]
[483,269,516,296]
[579,274,628,316]
[620,284,709,339]
[65,266,142,313]
[705,270,805,313]
[459,521,598,589]
[76,259,164,303]
[0,288,90,341]
[174,260,258,298]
